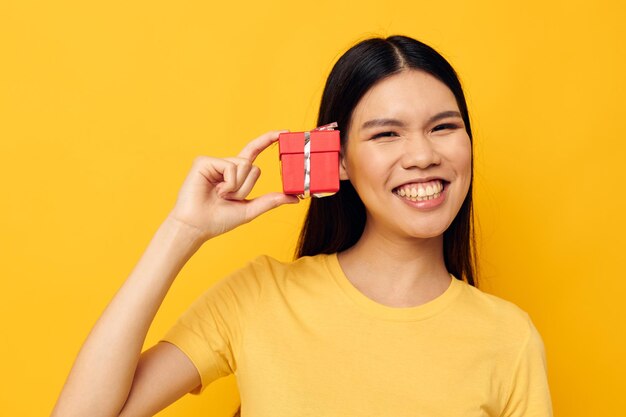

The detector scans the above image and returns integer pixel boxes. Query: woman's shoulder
[195,254,333,310]
[240,252,335,282]
[226,254,332,285]
[455,280,539,341]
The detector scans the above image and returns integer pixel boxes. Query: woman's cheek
[459,140,473,196]
[452,135,472,170]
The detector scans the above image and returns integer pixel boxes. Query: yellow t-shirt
[160,254,553,417]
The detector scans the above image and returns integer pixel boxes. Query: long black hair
[295,35,479,287]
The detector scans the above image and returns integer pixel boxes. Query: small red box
[278,129,340,197]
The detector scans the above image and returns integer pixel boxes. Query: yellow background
[1,0,624,416]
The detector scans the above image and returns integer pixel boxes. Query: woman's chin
[405,230,446,240]
[388,223,448,241]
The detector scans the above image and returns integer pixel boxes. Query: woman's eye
[432,123,459,132]
[370,131,399,140]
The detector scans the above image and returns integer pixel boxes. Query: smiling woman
[340,70,472,242]
[299,36,477,288]
[51,35,553,417]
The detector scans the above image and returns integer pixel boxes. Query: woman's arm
[50,131,299,417]
[50,216,204,417]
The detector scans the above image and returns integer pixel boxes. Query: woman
[51,35,553,417]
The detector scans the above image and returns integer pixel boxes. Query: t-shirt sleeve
[500,315,554,417]
[159,256,267,395]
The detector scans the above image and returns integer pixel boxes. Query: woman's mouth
[393,179,448,202]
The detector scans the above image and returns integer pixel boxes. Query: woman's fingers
[198,164,234,198]
[222,165,261,200]
[219,130,288,198]
[201,129,292,200]
[237,130,287,162]
[216,157,254,197]
[192,156,236,188]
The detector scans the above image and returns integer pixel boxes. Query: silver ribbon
[298,122,338,199]
[301,131,311,199]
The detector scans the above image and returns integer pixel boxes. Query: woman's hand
[168,130,299,242]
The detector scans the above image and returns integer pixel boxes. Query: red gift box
[278,125,341,198]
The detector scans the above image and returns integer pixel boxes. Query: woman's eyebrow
[428,110,462,124]
[361,118,405,129]
[361,110,462,129]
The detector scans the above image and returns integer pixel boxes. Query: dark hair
[295,35,479,287]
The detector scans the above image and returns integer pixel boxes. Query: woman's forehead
[351,70,459,127]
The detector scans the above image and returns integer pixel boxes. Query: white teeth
[394,180,445,202]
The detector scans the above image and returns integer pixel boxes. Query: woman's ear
[339,155,349,180]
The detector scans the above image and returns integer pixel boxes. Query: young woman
[51,35,553,417]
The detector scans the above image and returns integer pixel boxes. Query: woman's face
[341,69,472,239]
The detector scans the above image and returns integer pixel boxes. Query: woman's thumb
[245,193,300,220]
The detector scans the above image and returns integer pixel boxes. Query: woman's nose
[400,135,442,169]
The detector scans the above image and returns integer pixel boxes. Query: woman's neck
[336,222,451,307]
